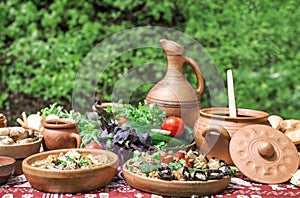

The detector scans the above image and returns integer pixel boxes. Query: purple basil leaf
[112,130,129,145]
[139,133,152,147]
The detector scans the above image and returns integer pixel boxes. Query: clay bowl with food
[122,149,232,197]
[0,127,43,175]
[0,156,16,184]
[22,148,119,193]
[122,161,231,197]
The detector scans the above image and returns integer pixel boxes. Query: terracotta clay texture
[146,39,204,128]
[122,161,231,197]
[194,107,269,165]
[22,148,119,193]
[230,124,299,184]
[42,118,81,151]
[0,114,7,128]
[0,156,16,184]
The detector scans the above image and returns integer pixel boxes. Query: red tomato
[173,151,185,161]
[185,157,194,167]
[84,142,103,150]
[161,116,185,137]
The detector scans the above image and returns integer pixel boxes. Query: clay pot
[0,156,16,184]
[146,39,204,127]
[194,107,269,165]
[0,114,7,128]
[42,118,81,151]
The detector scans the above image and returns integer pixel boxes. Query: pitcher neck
[166,55,185,74]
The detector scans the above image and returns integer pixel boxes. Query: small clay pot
[194,107,269,165]
[0,114,7,128]
[0,156,16,184]
[42,118,81,151]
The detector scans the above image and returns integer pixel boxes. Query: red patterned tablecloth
[1,171,300,198]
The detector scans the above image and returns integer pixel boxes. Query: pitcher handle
[184,56,204,97]
[70,133,82,148]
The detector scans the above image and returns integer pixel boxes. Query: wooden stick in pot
[227,70,237,117]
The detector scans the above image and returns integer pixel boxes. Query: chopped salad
[31,150,110,170]
[127,150,235,181]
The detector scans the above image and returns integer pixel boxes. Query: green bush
[1,0,300,119]
[180,0,300,118]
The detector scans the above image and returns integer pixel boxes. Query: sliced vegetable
[173,151,185,161]
[157,167,173,180]
[193,170,208,181]
[182,166,191,180]
[161,153,174,164]
[185,157,194,168]
[151,129,171,136]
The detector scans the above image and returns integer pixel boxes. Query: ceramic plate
[122,161,231,197]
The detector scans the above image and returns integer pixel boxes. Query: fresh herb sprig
[40,103,74,118]
[74,112,103,147]
[107,101,166,126]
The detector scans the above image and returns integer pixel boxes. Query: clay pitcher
[146,39,204,127]
[194,107,269,165]
[42,118,81,151]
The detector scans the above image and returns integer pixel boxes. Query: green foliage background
[1,0,300,119]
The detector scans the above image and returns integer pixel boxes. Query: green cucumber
[149,133,187,146]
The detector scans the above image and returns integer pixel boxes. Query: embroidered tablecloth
[1,172,300,198]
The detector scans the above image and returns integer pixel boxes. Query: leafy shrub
[1,0,300,119]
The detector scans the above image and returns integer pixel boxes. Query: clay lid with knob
[229,124,299,184]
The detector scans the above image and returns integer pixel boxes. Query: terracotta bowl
[0,134,42,175]
[22,148,119,193]
[122,161,231,197]
[0,156,16,184]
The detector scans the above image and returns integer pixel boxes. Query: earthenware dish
[22,148,119,193]
[122,161,231,197]
[0,156,16,184]
[0,134,42,175]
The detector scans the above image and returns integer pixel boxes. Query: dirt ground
[1,92,71,126]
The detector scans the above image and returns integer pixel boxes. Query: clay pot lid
[229,124,298,184]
